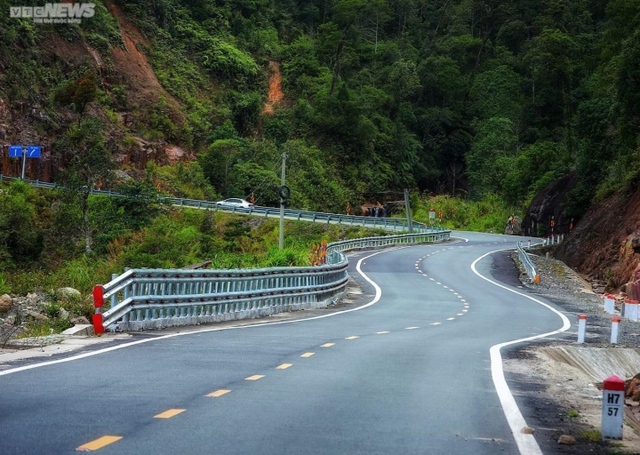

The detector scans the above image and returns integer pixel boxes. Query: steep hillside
[554,185,640,292]
[1,0,640,286]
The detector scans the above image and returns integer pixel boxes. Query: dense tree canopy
[1,0,639,217]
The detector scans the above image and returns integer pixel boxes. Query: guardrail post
[577,314,587,343]
[604,293,616,314]
[92,285,105,335]
[625,299,639,321]
[601,376,625,440]
[611,316,620,344]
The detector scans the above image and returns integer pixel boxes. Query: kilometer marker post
[601,375,625,440]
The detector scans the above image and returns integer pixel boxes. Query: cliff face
[550,184,640,291]
[521,173,578,238]
[521,170,640,292]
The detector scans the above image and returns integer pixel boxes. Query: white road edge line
[471,248,571,455]
[0,250,387,377]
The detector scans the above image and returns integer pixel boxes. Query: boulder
[557,435,576,445]
[0,294,12,314]
[56,287,81,298]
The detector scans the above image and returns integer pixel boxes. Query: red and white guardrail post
[625,299,639,322]
[611,316,620,344]
[603,293,616,314]
[92,285,105,335]
[601,375,625,440]
[577,314,587,343]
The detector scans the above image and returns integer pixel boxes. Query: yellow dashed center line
[154,409,185,419]
[276,363,293,370]
[321,343,335,348]
[76,435,122,452]
[301,352,315,358]
[206,389,231,398]
[245,374,265,381]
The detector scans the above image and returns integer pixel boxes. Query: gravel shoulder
[505,248,640,454]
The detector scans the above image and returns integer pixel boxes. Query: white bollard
[611,316,620,344]
[604,293,616,314]
[625,299,639,322]
[601,376,625,440]
[577,314,587,344]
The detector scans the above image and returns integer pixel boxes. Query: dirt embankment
[523,171,640,294]
[554,184,640,291]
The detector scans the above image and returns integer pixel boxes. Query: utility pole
[279,152,287,249]
[404,188,413,233]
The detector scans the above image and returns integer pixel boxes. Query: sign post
[601,375,625,440]
[9,144,41,179]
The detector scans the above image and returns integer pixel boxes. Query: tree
[466,117,518,197]
[55,117,114,254]
[53,77,98,115]
[0,181,45,265]
[199,139,245,196]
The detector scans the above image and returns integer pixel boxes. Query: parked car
[215,198,253,208]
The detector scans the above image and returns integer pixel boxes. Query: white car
[215,198,253,208]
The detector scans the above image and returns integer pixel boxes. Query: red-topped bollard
[577,314,587,343]
[92,285,105,335]
[601,376,625,440]
[604,293,615,314]
[625,299,639,322]
[611,316,620,344]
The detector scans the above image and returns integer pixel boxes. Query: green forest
[1,0,640,297]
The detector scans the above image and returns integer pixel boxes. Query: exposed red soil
[106,2,185,124]
[262,60,283,115]
[554,184,640,292]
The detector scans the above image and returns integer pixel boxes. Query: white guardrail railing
[91,230,451,332]
[0,175,432,233]
[517,241,540,284]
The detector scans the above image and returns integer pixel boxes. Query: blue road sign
[9,145,22,157]
[27,146,41,158]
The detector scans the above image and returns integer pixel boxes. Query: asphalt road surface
[0,232,570,454]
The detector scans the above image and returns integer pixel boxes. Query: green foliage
[53,76,98,114]
[0,273,10,295]
[0,181,46,266]
[5,0,640,299]
[264,247,308,267]
[414,194,515,234]
[502,141,569,206]
[466,117,518,198]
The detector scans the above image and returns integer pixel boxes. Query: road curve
[0,232,570,455]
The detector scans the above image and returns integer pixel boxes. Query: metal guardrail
[0,175,428,233]
[0,175,450,330]
[517,241,539,284]
[93,230,451,331]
